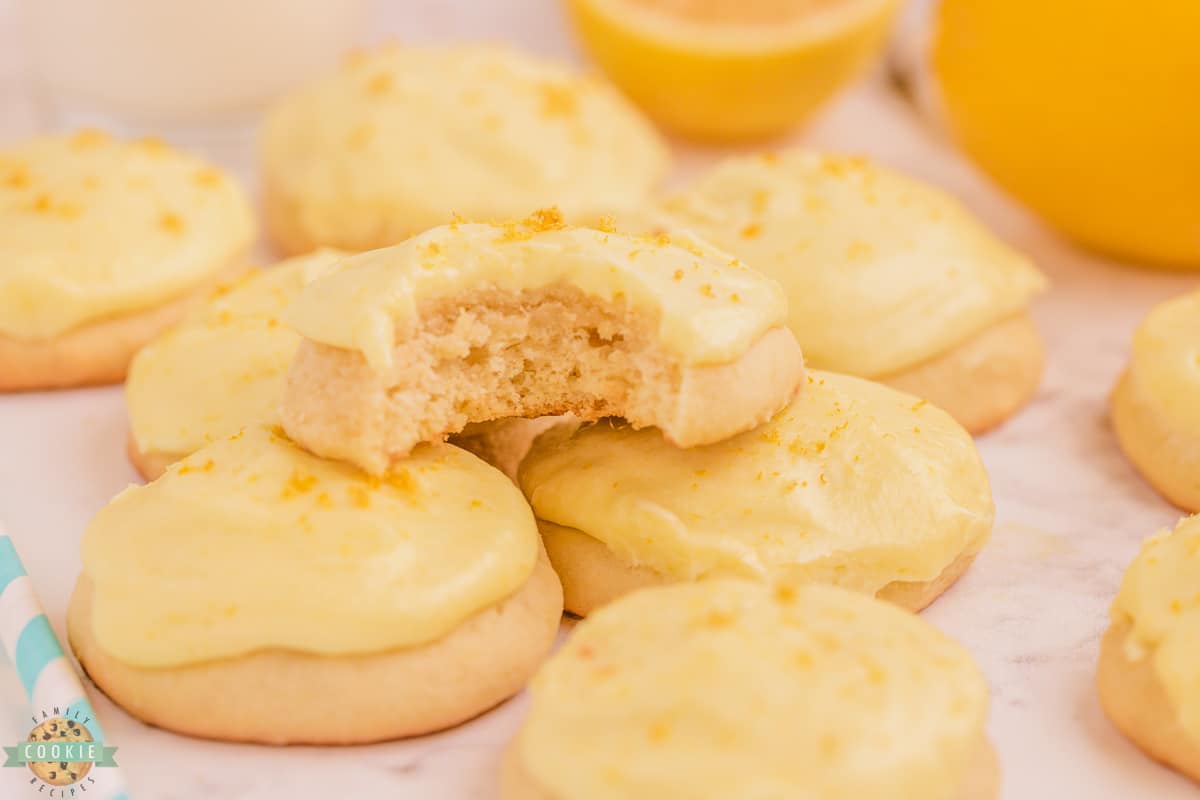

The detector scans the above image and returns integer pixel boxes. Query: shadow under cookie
[540,520,983,617]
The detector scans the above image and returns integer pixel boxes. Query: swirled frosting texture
[82,427,539,667]
[659,151,1046,376]
[262,44,669,250]
[0,131,253,339]
[518,580,989,800]
[520,371,993,592]
[286,215,789,372]
[126,249,346,457]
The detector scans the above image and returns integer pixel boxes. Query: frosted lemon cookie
[126,249,346,480]
[1111,290,1200,511]
[261,44,669,254]
[0,131,254,390]
[281,210,804,474]
[501,580,997,800]
[519,371,993,616]
[1098,514,1200,782]
[657,151,1048,433]
[69,426,562,744]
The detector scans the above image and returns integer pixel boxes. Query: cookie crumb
[347,484,371,508]
[193,167,223,188]
[704,609,735,628]
[55,200,82,220]
[177,459,214,475]
[365,72,393,95]
[846,240,873,260]
[3,165,29,189]
[385,469,417,493]
[346,123,375,150]
[136,136,169,154]
[497,207,566,241]
[281,469,318,498]
[160,211,185,234]
[538,83,578,118]
[69,128,110,150]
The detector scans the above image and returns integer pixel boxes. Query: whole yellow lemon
[931,0,1200,267]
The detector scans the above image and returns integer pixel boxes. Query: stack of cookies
[0,42,1066,798]
[72,209,1002,794]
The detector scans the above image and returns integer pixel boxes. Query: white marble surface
[1,2,1199,798]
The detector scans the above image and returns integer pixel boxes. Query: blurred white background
[0,0,587,146]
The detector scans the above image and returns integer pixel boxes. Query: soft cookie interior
[283,289,802,473]
[279,216,803,473]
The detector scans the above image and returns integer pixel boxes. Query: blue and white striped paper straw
[0,527,130,799]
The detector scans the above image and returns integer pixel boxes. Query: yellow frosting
[81,426,539,668]
[1126,289,1200,434]
[520,370,993,592]
[519,580,989,800]
[658,151,1047,376]
[287,213,788,372]
[1111,514,1200,743]
[126,250,346,458]
[261,44,669,248]
[0,131,254,339]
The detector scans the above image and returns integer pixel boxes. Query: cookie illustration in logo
[25,717,93,786]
